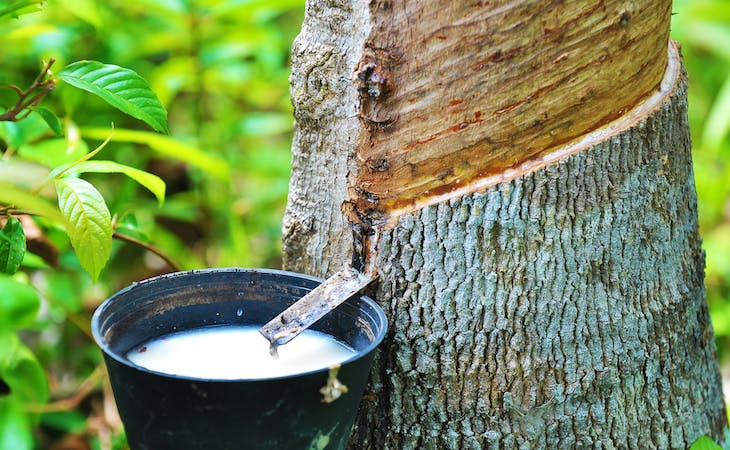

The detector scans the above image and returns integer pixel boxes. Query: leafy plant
[689,435,723,450]
[2,58,168,279]
[57,61,169,134]
[0,1,304,447]
[0,6,173,445]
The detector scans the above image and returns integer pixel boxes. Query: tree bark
[283,1,728,448]
[283,0,369,273]
[351,62,728,449]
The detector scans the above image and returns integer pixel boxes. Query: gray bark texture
[349,78,728,449]
[282,0,368,274]
[282,1,728,449]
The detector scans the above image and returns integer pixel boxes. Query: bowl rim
[91,267,388,382]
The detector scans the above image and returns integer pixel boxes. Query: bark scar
[357,62,390,98]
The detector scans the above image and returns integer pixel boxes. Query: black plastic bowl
[91,268,387,450]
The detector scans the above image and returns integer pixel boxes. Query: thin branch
[0,58,56,122]
[53,124,114,176]
[113,231,181,272]
[20,83,56,110]
[23,365,105,414]
[2,85,24,95]
[16,109,33,121]
[1,209,42,217]
[29,58,55,89]
[32,125,115,195]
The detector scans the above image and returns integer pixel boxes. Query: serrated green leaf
[0,218,26,275]
[55,177,112,280]
[81,127,229,180]
[0,184,63,224]
[689,435,722,450]
[64,160,165,206]
[0,275,39,329]
[33,107,63,136]
[57,61,168,134]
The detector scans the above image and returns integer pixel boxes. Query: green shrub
[0,1,303,447]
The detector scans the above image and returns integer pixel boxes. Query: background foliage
[0,0,728,448]
[0,1,303,448]
[672,0,730,361]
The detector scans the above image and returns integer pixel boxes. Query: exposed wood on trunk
[350,0,671,224]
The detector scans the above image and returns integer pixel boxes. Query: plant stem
[23,365,106,413]
[32,125,115,196]
[0,58,56,122]
[112,231,181,272]
[0,0,44,19]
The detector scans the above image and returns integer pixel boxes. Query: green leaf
[0,332,48,404]
[55,177,112,280]
[114,214,149,242]
[81,127,230,180]
[0,275,39,329]
[33,107,63,136]
[21,251,49,269]
[0,398,32,450]
[0,218,26,275]
[40,411,87,434]
[689,435,722,450]
[64,160,165,206]
[0,113,51,149]
[0,0,43,21]
[0,184,64,224]
[57,61,169,134]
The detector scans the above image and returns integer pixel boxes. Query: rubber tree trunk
[282,0,728,448]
